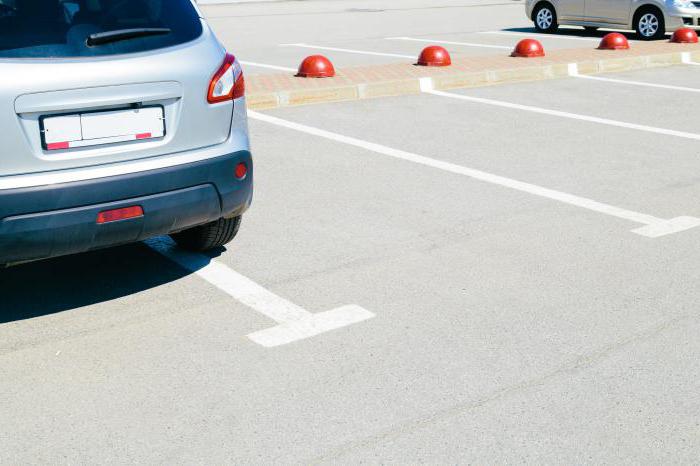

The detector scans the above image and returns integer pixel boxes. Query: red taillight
[208,53,245,103]
[232,73,245,100]
[235,162,248,179]
[97,206,144,224]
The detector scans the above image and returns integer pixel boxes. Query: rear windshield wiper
[87,28,172,47]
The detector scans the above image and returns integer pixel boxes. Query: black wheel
[171,216,242,252]
[634,7,665,40]
[533,3,558,33]
[583,26,598,33]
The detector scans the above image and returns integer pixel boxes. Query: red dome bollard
[671,28,699,43]
[510,39,545,58]
[297,55,335,78]
[598,32,630,50]
[417,46,452,66]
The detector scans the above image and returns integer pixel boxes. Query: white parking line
[279,43,414,59]
[386,36,511,50]
[681,51,700,65]
[240,61,296,72]
[249,109,700,238]
[419,78,700,141]
[479,30,601,42]
[567,63,700,92]
[147,237,375,348]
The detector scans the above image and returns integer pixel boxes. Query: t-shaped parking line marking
[146,237,375,348]
[567,63,700,93]
[419,77,700,142]
[249,109,700,238]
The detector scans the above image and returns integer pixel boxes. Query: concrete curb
[247,50,700,110]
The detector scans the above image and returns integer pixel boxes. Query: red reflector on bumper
[47,142,70,151]
[96,206,144,224]
[135,132,152,140]
[235,162,248,179]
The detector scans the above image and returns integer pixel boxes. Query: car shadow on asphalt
[501,27,667,40]
[0,240,223,324]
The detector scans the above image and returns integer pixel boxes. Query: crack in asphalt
[306,310,699,463]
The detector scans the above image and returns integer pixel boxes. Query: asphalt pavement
[2,1,699,463]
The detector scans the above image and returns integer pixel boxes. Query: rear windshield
[0,0,202,58]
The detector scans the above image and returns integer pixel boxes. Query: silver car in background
[526,0,700,39]
[0,0,253,266]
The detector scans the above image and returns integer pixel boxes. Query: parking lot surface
[2,0,700,463]
[205,0,646,74]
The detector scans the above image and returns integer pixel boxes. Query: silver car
[0,0,253,266]
[526,0,700,39]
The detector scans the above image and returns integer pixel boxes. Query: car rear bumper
[0,150,253,265]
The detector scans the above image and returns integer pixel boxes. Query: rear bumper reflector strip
[46,133,157,151]
[47,142,70,151]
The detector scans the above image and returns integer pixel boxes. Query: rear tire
[533,3,558,33]
[171,216,242,252]
[634,7,665,40]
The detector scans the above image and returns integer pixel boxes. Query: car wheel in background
[533,3,558,33]
[634,8,665,40]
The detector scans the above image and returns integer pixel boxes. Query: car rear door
[556,0,586,21]
[583,0,632,24]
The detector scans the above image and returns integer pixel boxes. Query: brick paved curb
[246,43,700,110]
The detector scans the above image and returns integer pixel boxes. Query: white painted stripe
[247,305,375,347]
[631,216,700,238]
[386,36,511,50]
[279,43,414,59]
[249,107,700,237]
[420,78,700,141]
[480,30,601,42]
[567,63,700,92]
[147,237,374,347]
[240,60,296,72]
[681,51,700,65]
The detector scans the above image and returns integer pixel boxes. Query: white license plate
[41,106,165,151]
